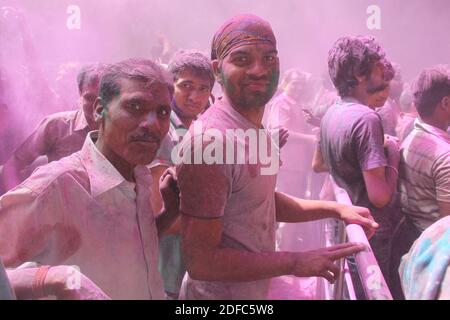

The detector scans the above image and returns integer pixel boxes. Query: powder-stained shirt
[12,108,90,165]
[399,215,450,300]
[398,119,450,232]
[0,132,165,300]
[176,98,278,300]
[319,98,396,237]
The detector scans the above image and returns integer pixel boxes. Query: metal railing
[329,175,393,300]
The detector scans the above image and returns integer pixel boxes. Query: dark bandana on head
[211,14,277,61]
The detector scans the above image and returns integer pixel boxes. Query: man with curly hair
[314,36,400,297]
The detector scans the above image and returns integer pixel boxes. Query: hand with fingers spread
[335,204,379,239]
[290,242,366,283]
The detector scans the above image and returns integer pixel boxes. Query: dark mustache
[246,75,270,82]
[130,133,161,143]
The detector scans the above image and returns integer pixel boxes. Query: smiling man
[0,59,180,299]
[176,14,378,300]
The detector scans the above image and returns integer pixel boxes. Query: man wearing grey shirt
[314,36,400,298]
[176,14,378,300]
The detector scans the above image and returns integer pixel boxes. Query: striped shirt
[398,119,450,231]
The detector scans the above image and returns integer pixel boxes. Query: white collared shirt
[0,132,165,299]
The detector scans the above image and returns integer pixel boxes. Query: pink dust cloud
[0,0,448,164]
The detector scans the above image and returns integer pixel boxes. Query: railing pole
[329,176,393,300]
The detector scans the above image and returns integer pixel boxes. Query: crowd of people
[0,9,449,300]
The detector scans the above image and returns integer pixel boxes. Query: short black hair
[168,50,215,88]
[99,58,173,108]
[413,65,450,118]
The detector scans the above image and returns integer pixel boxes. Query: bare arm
[363,137,400,208]
[182,215,365,283]
[363,166,398,209]
[275,191,378,238]
[288,131,316,145]
[438,201,450,218]
[155,167,180,237]
[150,165,168,213]
[7,266,110,300]
[312,144,328,173]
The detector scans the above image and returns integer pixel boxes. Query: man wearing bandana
[176,14,378,300]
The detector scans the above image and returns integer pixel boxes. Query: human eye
[158,107,170,118]
[180,82,193,90]
[232,55,249,65]
[199,86,210,93]
[265,54,277,63]
[126,101,143,114]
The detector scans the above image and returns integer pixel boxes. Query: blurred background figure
[396,84,418,142]
[0,63,105,193]
[376,63,404,137]
[306,72,339,127]
[151,32,178,66]
[265,69,322,253]
[51,61,82,112]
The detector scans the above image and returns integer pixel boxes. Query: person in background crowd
[391,65,450,299]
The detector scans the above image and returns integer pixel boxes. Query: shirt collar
[80,132,152,197]
[74,108,90,132]
[170,110,188,129]
[415,118,450,144]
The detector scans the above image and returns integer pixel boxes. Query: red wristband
[31,265,51,299]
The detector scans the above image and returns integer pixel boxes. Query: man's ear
[212,60,223,85]
[93,97,105,123]
[442,95,450,111]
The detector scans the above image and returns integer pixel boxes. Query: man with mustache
[176,14,378,300]
[0,59,179,299]
[314,36,399,297]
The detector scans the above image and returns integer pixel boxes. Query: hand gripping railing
[329,176,393,300]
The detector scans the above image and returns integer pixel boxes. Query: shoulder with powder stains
[19,151,88,195]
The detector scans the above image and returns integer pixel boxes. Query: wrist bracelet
[32,265,51,299]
